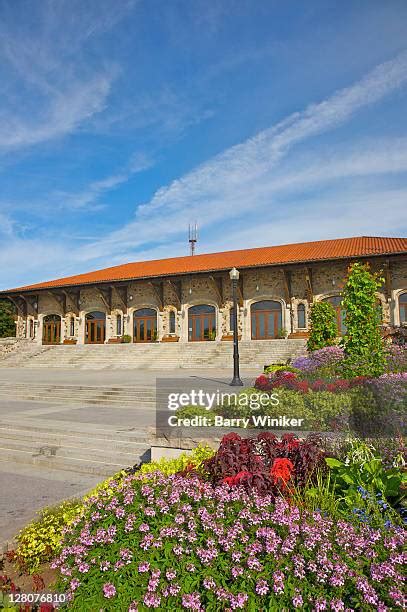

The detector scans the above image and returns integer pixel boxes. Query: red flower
[222,470,251,486]
[296,380,309,393]
[270,458,294,490]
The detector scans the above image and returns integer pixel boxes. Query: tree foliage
[307,301,338,352]
[0,299,15,338]
[341,262,386,377]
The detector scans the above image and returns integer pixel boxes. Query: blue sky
[1,0,407,290]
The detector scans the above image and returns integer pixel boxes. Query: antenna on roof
[188,222,198,256]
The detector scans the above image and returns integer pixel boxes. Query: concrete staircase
[0,340,306,370]
[0,419,151,477]
[0,381,155,408]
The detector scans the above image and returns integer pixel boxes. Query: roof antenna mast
[188,222,198,256]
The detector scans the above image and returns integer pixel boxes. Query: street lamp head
[229,267,240,281]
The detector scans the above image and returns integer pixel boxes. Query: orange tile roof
[3,236,407,294]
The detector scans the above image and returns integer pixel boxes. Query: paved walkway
[0,367,258,545]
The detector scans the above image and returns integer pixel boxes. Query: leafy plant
[139,444,214,477]
[121,334,132,343]
[325,455,406,526]
[0,300,15,338]
[341,262,386,377]
[14,499,83,573]
[264,364,300,374]
[307,301,338,352]
[202,432,325,493]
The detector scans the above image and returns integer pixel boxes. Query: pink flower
[103,582,116,599]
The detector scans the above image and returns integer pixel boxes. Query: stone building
[1,236,406,346]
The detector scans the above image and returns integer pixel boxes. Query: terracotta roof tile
[3,236,407,293]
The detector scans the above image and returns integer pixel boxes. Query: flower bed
[54,471,406,611]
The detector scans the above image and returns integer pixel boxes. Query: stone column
[77,314,85,345]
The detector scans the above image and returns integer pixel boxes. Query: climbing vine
[307,301,338,352]
[341,262,386,377]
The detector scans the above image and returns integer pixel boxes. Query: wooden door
[85,319,105,344]
[251,309,280,339]
[134,315,156,342]
[189,312,216,341]
[42,319,61,344]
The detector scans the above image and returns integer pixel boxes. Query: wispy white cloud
[0,1,137,152]
[1,51,407,290]
[52,152,155,210]
[79,50,407,257]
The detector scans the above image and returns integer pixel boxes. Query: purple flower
[69,578,80,591]
[103,583,116,599]
[255,579,269,595]
[138,561,150,573]
[292,592,303,608]
[182,592,201,610]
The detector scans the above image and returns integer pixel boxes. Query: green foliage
[263,364,300,374]
[325,455,406,526]
[15,499,83,573]
[121,334,132,343]
[307,301,338,352]
[341,262,386,377]
[139,444,214,476]
[174,405,212,419]
[0,300,15,338]
[295,470,341,518]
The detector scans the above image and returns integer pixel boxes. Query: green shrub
[0,300,15,338]
[307,301,338,352]
[121,334,132,343]
[326,455,405,527]
[139,444,214,476]
[341,262,386,377]
[175,405,212,420]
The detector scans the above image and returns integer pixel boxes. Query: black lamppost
[229,267,243,386]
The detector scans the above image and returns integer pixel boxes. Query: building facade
[1,236,406,346]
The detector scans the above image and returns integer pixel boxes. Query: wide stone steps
[0,421,151,477]
[0,381,155,407]
[0,340,306,370]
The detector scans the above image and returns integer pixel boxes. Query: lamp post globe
[229,267,243,386]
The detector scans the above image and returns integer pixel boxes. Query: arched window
[400,292,407,324]
[133,308,157,342]
[251,300,282,339]
[116,314,122,336]
[297,303,306,329]
[85,311,106,344]
[70,317,75,337]
[188,304,216,341]
[43,314,61,345]
[169,310,176,334]
[323,296,346,335]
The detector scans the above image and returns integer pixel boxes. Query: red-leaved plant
[255,370,368,393]
[202,432,325,496]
